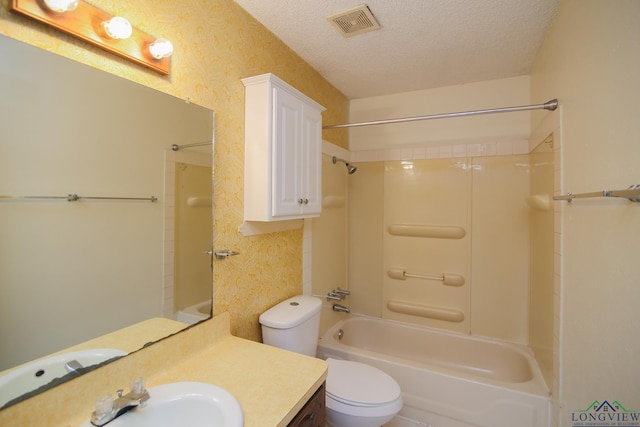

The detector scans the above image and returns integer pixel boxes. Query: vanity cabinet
[287,382,326,427]
[242,73,326,221]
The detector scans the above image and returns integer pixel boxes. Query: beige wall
[531,1,640,425]
[0,0,349,341]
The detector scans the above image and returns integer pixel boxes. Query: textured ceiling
[233,0,560,99]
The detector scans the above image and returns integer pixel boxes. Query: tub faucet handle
[326,292,343,301]
[332,288,350,296]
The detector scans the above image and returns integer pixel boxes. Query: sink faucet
[64,359,84,374]
[90,378,150,426]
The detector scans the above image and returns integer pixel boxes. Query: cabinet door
[300,104,322,215]
[287,383,326,427]
[272,87,303,217]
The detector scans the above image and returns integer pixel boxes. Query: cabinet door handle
[301,410,316,427]
[298,198,304,205]
[304,198,309,205]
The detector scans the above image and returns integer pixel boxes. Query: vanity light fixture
[42,0,78,13]
[149,38,174,59]
[102,16,133,40]
[10,0,172,75]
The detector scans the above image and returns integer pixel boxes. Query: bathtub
[175,299,211,324]
[316,315,550,427]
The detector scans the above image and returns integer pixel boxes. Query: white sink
[80,382,244,427]
[0,348,126,408]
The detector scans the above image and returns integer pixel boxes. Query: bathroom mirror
[0,34,214,406]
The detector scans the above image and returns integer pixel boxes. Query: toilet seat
[326,358,401,407]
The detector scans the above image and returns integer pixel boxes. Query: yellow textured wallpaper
[0,0,349,340]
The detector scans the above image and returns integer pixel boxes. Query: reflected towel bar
[553,184,640,203]
[171,141,211,151]
[388,268,465,286]
[0,194,158,202]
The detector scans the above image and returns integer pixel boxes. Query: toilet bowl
[259,295,403,427]
[325,358,403,427]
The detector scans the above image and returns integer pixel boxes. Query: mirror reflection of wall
[0,35,214,375]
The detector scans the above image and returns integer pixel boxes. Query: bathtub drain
[337,329,344,340]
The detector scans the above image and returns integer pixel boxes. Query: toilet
[259,295,403,427]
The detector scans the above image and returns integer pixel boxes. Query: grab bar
[387,268,465,286]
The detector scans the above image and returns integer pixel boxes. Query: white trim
[322,140,351,161]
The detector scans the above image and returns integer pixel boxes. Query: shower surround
[348,154,532,343]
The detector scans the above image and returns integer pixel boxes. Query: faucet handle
[92,395,115,424]
[326,292,343,301]
[332,288,351,296]
[129,377,150,407]
[130,377,146,395]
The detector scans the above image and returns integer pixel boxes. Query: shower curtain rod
[171,141,211,151]
[322,99,558,129]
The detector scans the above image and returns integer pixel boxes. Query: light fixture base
[10,0,171,75]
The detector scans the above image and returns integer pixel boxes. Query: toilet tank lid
[259,295,322,329]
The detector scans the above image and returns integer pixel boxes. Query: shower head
[332,156,358,174]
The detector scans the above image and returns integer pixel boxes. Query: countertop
[0,312,328,427]
[149,334,328,427]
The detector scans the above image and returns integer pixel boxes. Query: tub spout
[332,303,350,314]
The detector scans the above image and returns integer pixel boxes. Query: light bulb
[42,0,78,13]
[102,17,133,39]
[149,38,173,59]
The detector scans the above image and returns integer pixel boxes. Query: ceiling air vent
[327,4,381,38]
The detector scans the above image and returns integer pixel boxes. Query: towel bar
[387,268,465,286]
[553,184,640,203]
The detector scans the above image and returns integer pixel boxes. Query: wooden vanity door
[287,382,325,427]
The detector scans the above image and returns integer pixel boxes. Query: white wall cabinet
[242,73,326,221]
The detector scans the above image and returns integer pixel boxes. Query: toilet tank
[259,295,322,357]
